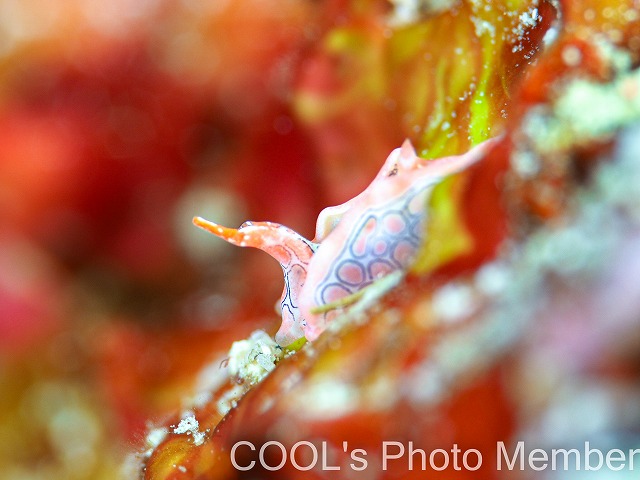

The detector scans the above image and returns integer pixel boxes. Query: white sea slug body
[194,137,498,345]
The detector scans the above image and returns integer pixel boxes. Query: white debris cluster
[513,7,540,39]
[227,330,283,386]
[388,0,457,26]
[172,412,207,446]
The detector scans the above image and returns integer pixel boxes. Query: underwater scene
[1,1,640,479]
